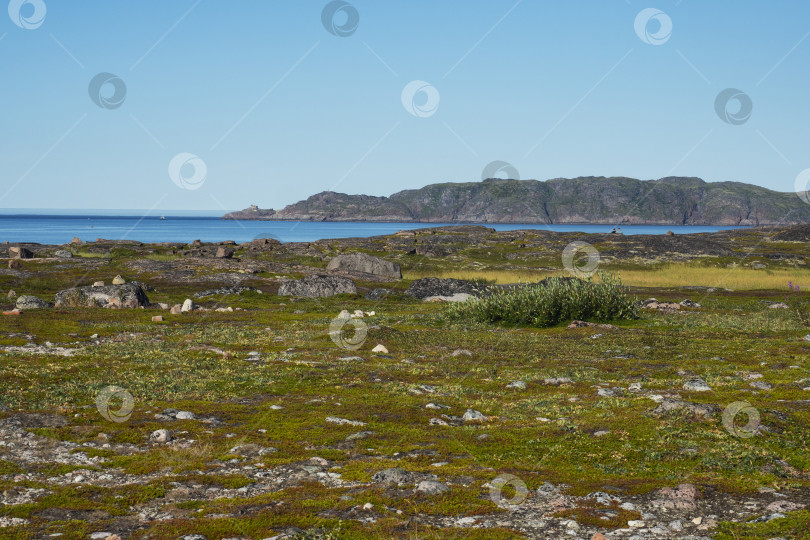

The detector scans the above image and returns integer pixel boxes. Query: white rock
[325,416,366,427]
[628,520,646,528]
[150,429,171,443]
[683,378,712,392]
[337,309,351,319]
[371,344,388,354]
[462,409,487,422]
[506,381,526,389]
[181,299,195,313]
[351,310,364,318]
[175,411,195,420]
[423,293,471,302]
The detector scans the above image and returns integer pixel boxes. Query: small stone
[181,299,195,313]
[451,349,473,357]
[175,411,195,420]
[628,382,642,391]
[170,304,182,314]
[71,236,82,244]
[2,309,21,316]
[750,380,772,390]
[92,281,104,287]
[371,344,388,354]
[325,416,366,426]
[8,260,21,269]
[627,520,646,528]
[692,517,702,525]
[769,302,789,309]
[415,480,449,495]
[462,409,487,422]
[150,429,171,443]
[112,275,125,285]
[6,290,16,298]
[506,381,526,389]
[683,378,712,392]
[152,315,164,322]
[669,519,683,531]
[372,467,413,486]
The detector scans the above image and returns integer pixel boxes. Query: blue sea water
[0,214,749,244]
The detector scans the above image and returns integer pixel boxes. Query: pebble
[175,411,196,420]
[371,344,388,354]
[506,381,526,389]
[151,315,164,322]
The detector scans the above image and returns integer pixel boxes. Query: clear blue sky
[1,0,809,212]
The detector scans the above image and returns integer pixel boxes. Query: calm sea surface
[0,215,749,244]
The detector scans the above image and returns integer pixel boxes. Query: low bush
[445,273,638,327]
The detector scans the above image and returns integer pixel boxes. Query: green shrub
[445,273,638,327]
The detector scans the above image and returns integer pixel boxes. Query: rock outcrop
[277,275,357,298]
[326,252,402,278]
[54,282,150,308]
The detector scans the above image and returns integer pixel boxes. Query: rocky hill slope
[223,176,810,225]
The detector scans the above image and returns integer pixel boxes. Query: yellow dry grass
[403,264,810,290]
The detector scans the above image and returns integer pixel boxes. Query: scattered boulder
[683,378,712,392]
[8,246,33,259]
[365,288,393,301]
[111,275,125,285]
[769,302,789,309]
[680,299,701,308]
[149,429,172,443]
[3,309,21,316]
[405,278,488,300]
[70,237,82,245]
[462,409,487,422]
[181,299,196,313]
[93,281,104,287]
[215,247,234,259]
[15,295,51,310]
[53,250,72,258]
[169,304,182,315]
[278,275,357,298]
[567,320,616,329]
[193,286,261,298]
[652,398,719,418]
[152,315,164,322]
[326,252,402,278]
[8,260,22,269]
[372,467,413,486]
[506,381,526,389]
[416,480,449,495]
[423,293,472,302]
[6,290,16,298]
[54,282,149,309]
[372,344,389,354]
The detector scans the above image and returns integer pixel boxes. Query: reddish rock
[3,309,21,316]
[215,247,234,259]
[71,237,82,245]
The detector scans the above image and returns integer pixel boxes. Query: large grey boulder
[15,295,51,310]
[327,252,402,279]
[405,278,488,300]
[54,282,149,308]
[278,275,356,298]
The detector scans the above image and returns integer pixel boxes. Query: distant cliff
[222,177,810,225]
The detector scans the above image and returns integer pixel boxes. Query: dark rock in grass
[8,260,22,269]
[327,252,402,279]
[278,275,356,298]
[8,247,33,259]
[15,295,51,310]
[54,282,149,309]
[365,288,394,301]
[404,278,488,300]
[372,467,414,486]
[193,286,261,298]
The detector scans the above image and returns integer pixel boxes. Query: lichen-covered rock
[405,278,488,300]
[278,275,356,297]
[54,282,149,308]
[327,252,402,278]
[15,295,51,310]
